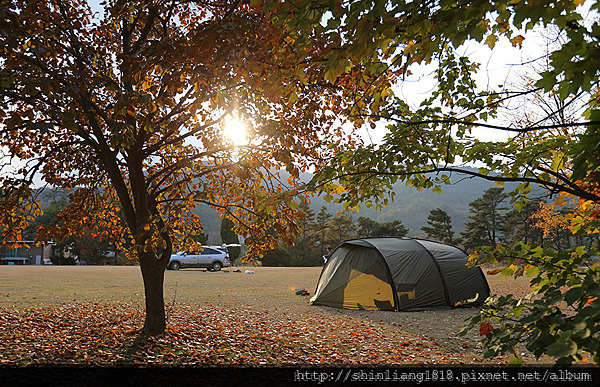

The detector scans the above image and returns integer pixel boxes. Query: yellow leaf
[485,34,498,49]
[574,0,585,5]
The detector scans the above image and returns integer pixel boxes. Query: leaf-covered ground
[0,266,539,366]
[0,302,483,366]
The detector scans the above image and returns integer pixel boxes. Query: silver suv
[167,246,231,271]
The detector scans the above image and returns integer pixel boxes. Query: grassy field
[0,265,539,366]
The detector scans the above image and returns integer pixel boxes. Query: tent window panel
[395,283,416,301]
[339,270,395,311]
[313,246,395,311]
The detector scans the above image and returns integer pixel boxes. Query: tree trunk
[139,252,167,335]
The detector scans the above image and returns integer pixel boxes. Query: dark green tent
[310,237,490,311]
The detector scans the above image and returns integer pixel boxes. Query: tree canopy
[0,0,387,335]
[290,0,600,212]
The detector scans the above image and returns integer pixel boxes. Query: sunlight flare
[223,116,248,146]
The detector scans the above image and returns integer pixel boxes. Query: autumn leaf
[487,269,501,275]
[485,34,498,49]
[509,35,525,48]
[479,322,493,336]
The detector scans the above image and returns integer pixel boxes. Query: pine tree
[298,202,315,252]
[358,216,408,237]
[460,187,508,250]
[328,213,356,244]
[315,206,333,258]
[421,208,455,245]
[357,216,379,237]
[293,202,320,265]
[376,220,409,237]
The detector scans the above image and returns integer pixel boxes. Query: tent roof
[340,237,468,257]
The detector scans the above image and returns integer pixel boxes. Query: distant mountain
[306,173,498,237]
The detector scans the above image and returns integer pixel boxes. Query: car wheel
[169,261,181,271]
[212,261,222,271]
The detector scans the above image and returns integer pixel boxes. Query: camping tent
[310,237,490,311]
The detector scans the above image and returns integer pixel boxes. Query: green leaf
[564,287,583,305]
[513,200,525,212]
[546,340,577,358]
[508,355,524,366]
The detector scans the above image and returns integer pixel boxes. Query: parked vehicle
[167,246,230,271]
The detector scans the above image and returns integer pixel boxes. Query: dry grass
[0,265,544,365]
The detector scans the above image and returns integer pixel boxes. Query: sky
[356,36,543,146]
[84,0,572,147]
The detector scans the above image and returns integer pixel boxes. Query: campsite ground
[0,266,547,366]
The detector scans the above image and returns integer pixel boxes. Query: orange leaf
[487,269,501,275]
[479,322,493,336]
[509,34,525,48]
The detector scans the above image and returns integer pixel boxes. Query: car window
[200,248,219,255]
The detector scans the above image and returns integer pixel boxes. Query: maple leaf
[509,35,525,48]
